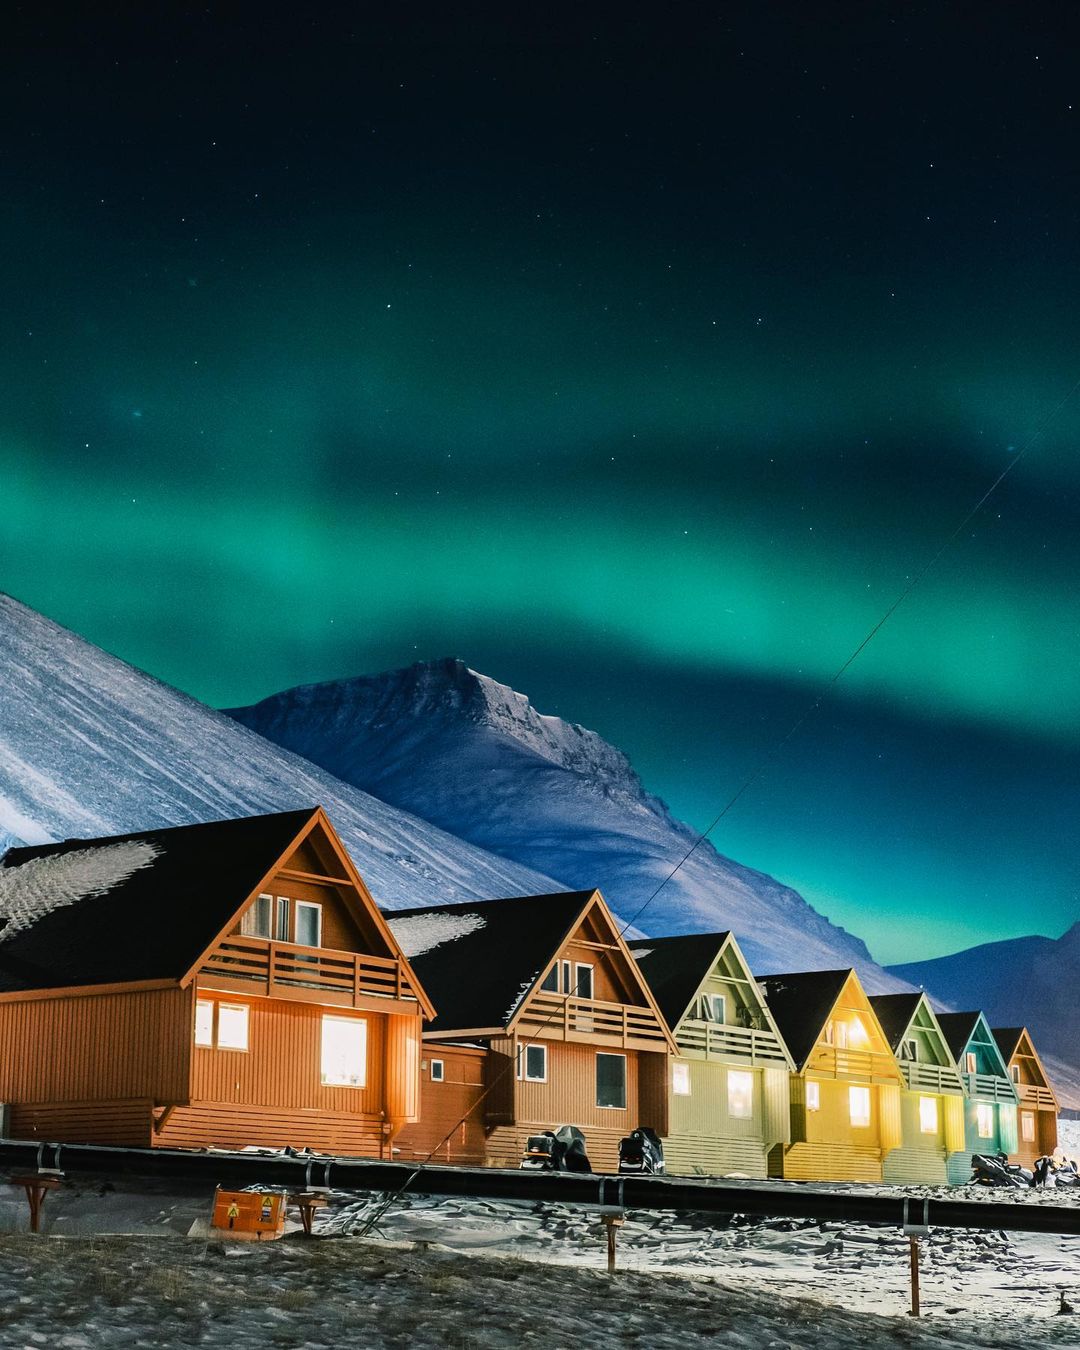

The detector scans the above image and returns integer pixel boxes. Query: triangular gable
[182,806,435,1019]
[871,992,955,1069]
[810,971,900,1070]
[511,891,677,1053]
[959,1011,1014,1082]
[1001,1027,1059,1107]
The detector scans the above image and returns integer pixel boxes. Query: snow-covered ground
[1,1175,1077,1346]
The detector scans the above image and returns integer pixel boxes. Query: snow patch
[388,910,485,958]
[0,840,160,942]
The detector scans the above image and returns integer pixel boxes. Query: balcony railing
[676,1020,789,1066]
[516,992,669,1051]
[962,1071,1017,1104]
[198,936,421,1010]
[900,1061,964,1095]
[1017,1082,1057,1110]
[812,1046,901,1082]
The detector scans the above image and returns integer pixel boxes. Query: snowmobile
[1034,1155,1080,1187]
[617,1127,665,1175]
[520,1125,592,1173]
[970,1152,1033,1187]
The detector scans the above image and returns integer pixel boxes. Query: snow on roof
[631,947,652,960]
[388,909,486,959]
[0,839,161,944]
[503,972,540,1021]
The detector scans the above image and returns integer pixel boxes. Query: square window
[919,1096,938,1134]
[518,1043,547,1082]
[321,1015,367,1087]
[727,1070,754,1119]
[976,1102,994,1138]
[430,1059,445,1083]
[596,1053,626,1109]
[241,894,272,938]
[216,1003,249,1052]
[1021,1111,1036,1143]
[194,999,214,1048]
[672,1062,691,1096]
[848,1085,871,1128]
[806,1081,821,1112]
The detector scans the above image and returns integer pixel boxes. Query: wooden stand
[600,1212,624,1273]
[289,1190,329,1237]
[908,1235,921,1317]
[9,1174,62,1234]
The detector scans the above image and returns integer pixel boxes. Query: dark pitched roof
[993,1027,1025,1061]
[386,891,596,1034]
[628,932,731,1030]
[868,992,923,1052]
[755,969,852,1069]
[0,808,318,994]
[935,1011,983,1062]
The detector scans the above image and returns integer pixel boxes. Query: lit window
[976,1102,994,1138]
[806,1081,821,1112]
[919,1096,938,1134]
[517,1043,547,1082]
[430,1059,444,1083]
[194,999,214,1047]
[701,995,726,1023]
[835,1021,850,1049]
[597,1053,627,1109]
[672,1062,691,1096]
[847,1016,868,1048]
[966,1052,978,1075]
[216,1003,249,1052]
[727,1070,754,1119]
[240,894,272,938]
[849,1086,871,1128]
[1021,1111,1036,1143]
[321,1015,367,1087]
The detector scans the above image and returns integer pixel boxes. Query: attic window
[241,894,273,939]
[900,1039,918,1062]
[966,1052,978,1075]
[700,995,725,1024]
[1010,1064,1020,1084]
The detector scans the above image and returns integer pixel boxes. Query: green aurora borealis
[1,8,1078,962]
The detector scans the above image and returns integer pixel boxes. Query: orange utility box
[211,1187,287,1241]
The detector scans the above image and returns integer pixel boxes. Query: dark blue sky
[1,5,1078,962]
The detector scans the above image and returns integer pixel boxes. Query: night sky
[2,6,1078,963]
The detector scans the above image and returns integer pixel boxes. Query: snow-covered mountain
[228,658,910,991]
[0,596,563,907]
[889,925,1080,1109]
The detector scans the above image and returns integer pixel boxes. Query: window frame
[965,1051,978,1075]
[918,1095,938,1134]
[1010,1064,1020,1084]
[540,965,559,993]
[596,1051,627,1109]
[215,1002,250,1053]
[241,893,273,939]
[848,1084,871,1128]
[806,1080,821,1112]
[517,1042,547,1083]
[672,1061,691,1097]
[429,1058,445,1083]
[727,1069,754,1120]
[275,896,291,942]
[976,1102,994,1139]
[320,1014,367,1088]
[194,998,214,1048]
[901,1038,918,1062]
[295,900,323,949]
[700,993,726,1023]
[1021,1110,1036,1143]
[573,962,594,999]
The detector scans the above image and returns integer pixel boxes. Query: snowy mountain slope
[0,596,564,908]
[228,658,911,991]
[889,925,1080,1109]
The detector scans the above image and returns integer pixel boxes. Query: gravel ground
[0,1232,1076,1350]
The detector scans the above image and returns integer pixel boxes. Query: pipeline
[2,1138,1079,1236]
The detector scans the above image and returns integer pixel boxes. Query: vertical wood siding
[395,1046,487,1165]
[513,1042,640,1131]
[0,988,190,1104]
[191,997,385,1114]
[384,1014,422,1124]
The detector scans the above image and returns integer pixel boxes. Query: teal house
[936,1011,1019,1184]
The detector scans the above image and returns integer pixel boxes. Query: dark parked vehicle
[618,1127,665,1175]
[970,1152,1033,1187]
[520,1125,592,1173]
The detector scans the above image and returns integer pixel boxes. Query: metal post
[908,1234,920,1317]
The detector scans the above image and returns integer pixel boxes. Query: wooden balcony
[676,1019,789,1067]
[962,1071,1017,1104]
[900,1061,964,1095]
[516,992,669,1052]
[811,1046,901,1084]
[197,936,422,1014]
[1017,1082,1057,1110]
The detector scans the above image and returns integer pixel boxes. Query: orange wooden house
[993,1027,1059,1168]
[0,807,432,1155]
[387,890,677,1171]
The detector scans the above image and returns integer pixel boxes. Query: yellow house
[630,932,793,1177]
[869,993,967,1183]
[757,969,904,1182]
